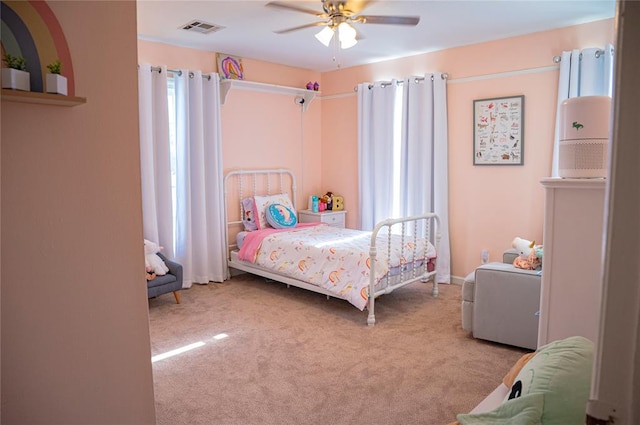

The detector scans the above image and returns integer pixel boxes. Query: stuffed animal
[144,239,169,276]
[512,237,543,270]
[322,191,333,210]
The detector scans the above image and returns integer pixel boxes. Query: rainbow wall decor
[1,1,75,96]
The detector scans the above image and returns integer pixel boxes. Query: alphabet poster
[473,95,524,165]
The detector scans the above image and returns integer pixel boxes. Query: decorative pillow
[241,197,257,231]
[457,393,544,425]
[253,193,296,229]
[266,203,297,229]
[504,336,593,425]
[503,352,537,388]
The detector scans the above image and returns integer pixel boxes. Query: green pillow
[457,393,544,425]
[504,336,593,425]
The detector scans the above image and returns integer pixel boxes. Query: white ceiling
[136,0,616,72]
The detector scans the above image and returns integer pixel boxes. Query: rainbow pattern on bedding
[237,224,437,310]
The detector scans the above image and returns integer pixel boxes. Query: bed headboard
[223,169,297,255]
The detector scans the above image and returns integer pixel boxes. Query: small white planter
[46,73,67,95]
[1,68,30,91]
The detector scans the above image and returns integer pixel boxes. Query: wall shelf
[1,89,86,107]
[220,79,318,112]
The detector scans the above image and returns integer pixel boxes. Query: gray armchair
[147,252,183,304]
[461,249,541,350]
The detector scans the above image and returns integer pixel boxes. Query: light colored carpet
[148,274,527,425]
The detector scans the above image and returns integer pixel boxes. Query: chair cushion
[462,272,475,302]
[147,273,177,289]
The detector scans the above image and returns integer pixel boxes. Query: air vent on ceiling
[180,20,224,34]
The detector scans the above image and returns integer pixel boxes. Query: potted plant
[45,59,67,95]
[2,53,30,91]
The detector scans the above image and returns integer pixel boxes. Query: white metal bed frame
[223,168,441,326]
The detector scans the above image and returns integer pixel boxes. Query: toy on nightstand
[332,196,344,211]
[321,192,333,210]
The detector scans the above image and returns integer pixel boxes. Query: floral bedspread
[237,224,436,310]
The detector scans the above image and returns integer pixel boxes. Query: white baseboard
[450,275,465,285]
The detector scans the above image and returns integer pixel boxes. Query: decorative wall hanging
[1,0,76,96]
[473,95,524,165]
[216,53,244,80]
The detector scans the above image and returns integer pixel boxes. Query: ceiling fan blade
[274,21,329,34]
[266,1,326,18]
[355,15,420,26]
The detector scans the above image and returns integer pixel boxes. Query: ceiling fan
[266,0,420,49]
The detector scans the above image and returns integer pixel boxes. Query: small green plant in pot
[45,59,67,96]
[2,53,30,91]
[3,53,27,71]
[46,59,62,75]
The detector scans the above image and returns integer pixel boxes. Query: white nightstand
[298,210,347,228]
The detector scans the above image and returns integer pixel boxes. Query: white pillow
[253,193,296,229]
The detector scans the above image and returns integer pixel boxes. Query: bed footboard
[367,213,441,326]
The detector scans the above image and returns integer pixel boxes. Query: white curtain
[357,80,399,231]
[174,70,227,285]
[551,45,615,176]
[357,74,451,283]
[138,64,174,259]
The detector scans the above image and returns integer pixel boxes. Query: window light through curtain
[357,75,451,283]
[138,64,227,286]
[167,76,177,234]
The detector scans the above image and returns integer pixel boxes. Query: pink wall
[138,19,614,280]
[138,39,218,72]
[320,19,615,279]
[2,2,156,423]
[219,88,322,202]
[320,95,358,224]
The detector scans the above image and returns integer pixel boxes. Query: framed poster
[216,53,244,80]
[473,95,524,165]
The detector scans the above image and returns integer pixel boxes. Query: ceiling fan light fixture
[315,26,335,47]
[338,22,357,49]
